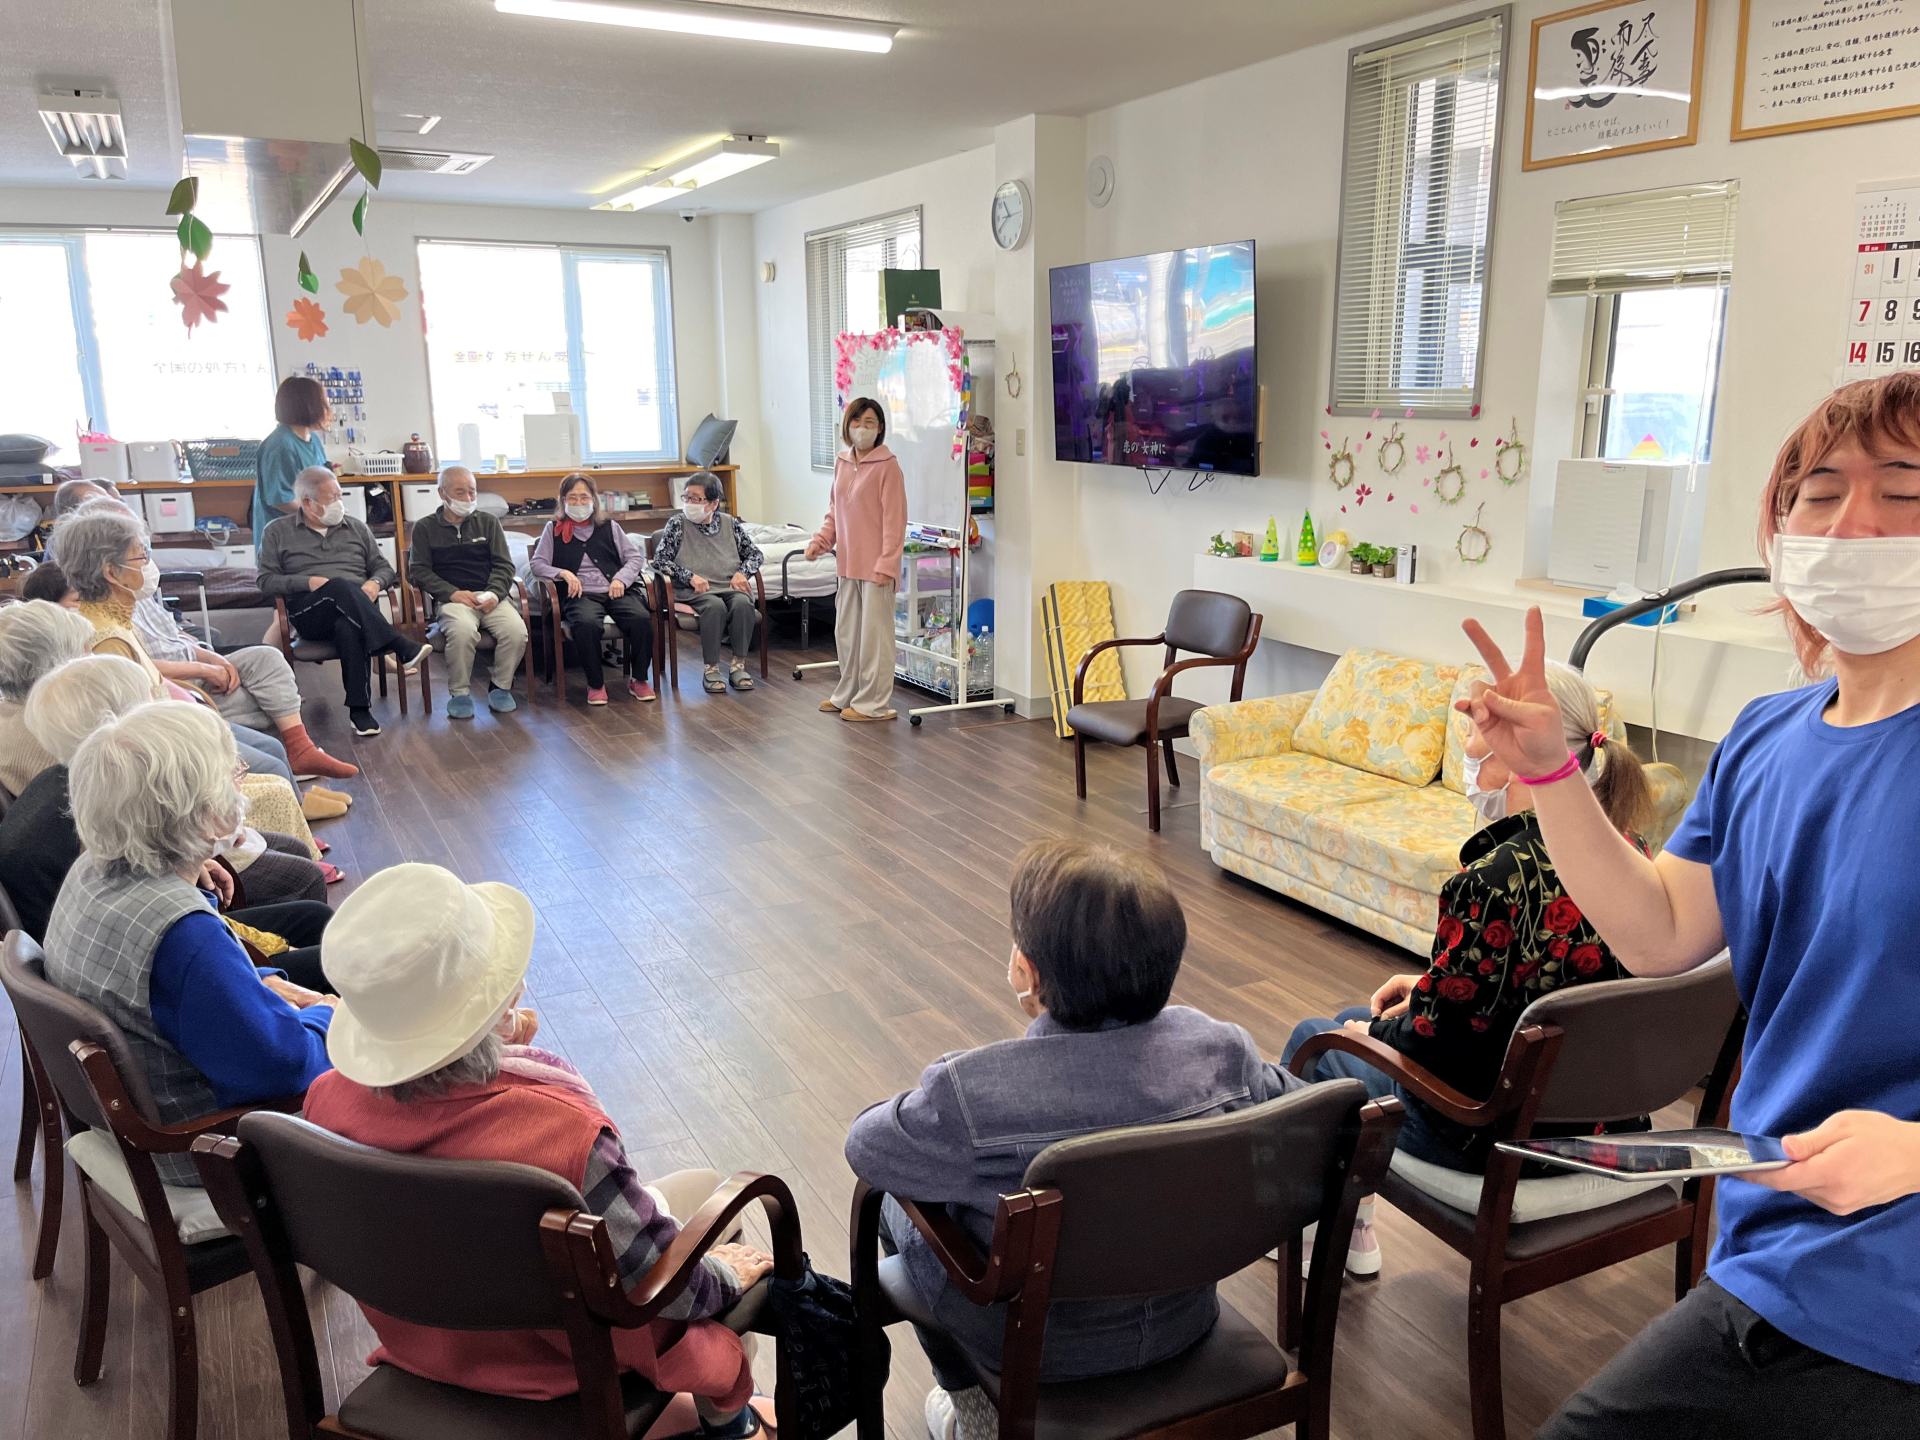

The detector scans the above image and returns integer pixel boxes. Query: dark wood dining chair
[273,585,426,716]
[1287,960,1745,1440]
[651,568,770,693]
[852,1080,1402,1440]
[193,1111,803,1440]
[406,578,538,707]
[0,930,302,1440]
[1067,589,1262,831]
[1,878,64,1282]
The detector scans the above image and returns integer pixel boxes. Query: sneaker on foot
[586,686,609,706]
[350,707,382,737]
[925,1388,958,1440]
[1295,1210,1383,1279]
[628,678,656,702]
[488,686,517,713]
[446,692,475,720]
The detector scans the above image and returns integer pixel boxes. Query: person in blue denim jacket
[845,838,1306,1440]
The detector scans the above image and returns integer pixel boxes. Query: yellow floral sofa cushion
[1188,691,1315,767]
[1441,666,1491,794]
[1203,752,1418,847]
[1298,787,1479,895]
[1291,648,1460,786]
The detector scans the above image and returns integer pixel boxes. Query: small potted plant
[1372,545,1397,580]
[1349,542,1377,575]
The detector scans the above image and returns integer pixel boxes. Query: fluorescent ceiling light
[38,91,129,180]
[597,137,778,210]
[496,0,896,53]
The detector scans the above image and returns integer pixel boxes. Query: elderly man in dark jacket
[407,466,526,719]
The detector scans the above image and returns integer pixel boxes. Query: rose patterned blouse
[1368,811,1650,1169]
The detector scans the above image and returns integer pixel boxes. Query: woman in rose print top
[1281,660,1655,1276]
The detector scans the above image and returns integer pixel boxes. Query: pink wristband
[1519,752,1581,787]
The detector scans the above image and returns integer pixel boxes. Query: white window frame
[1327,8,1510,419]
[416,238,680,464]
[805,206,923,469]
[1575,287,1729,460]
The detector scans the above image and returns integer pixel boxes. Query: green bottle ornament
[1259,518,1280,562]
[1296,510,1317,566]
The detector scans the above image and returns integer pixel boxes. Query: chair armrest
[563,1170,804,1328]
[73,1039,303,1153]
[1188,691,1315,767]
[158,569,207,583]
[1072,634,1165,708]
[868,1187,1042,1308]
[1287,1030,1502,1127]
[272,596,294,662]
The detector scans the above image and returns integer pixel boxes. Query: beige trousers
[438,599,529,695]
[647,1168,761,1421]
[828,576,897,715]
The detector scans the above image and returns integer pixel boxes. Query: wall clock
[992,179,1030,251]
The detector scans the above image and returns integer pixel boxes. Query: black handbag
[766,1254,889,1440]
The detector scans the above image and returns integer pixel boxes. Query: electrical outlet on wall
[1016,429,1026,456]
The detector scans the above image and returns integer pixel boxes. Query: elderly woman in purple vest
[529,473,655,706]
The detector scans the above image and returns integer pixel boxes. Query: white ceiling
[4,0,1442,214]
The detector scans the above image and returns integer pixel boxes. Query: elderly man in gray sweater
[845,839,1307,1440]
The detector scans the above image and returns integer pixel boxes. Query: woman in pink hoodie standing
[805,397,907,721]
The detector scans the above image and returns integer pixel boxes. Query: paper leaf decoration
[176,213,213,263]
[351,192,369,236]
[171,261,229,333]
[349,137,383,189]
[285,297,328,341]
[297,251,320,294]
[336,256,408,327]
[165,177,199,216]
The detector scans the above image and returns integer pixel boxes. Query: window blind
[1549,182,1739,296]
[805,206,922,469]
[1329,10,1508,417]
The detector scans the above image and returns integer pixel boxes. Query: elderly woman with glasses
[41,702,336,1188]
[53,504,300,789]
[0,598,95,795]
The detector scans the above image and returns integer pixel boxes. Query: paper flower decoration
[336,256,408,327]
[285,297,328,341]
[170,260,229,333]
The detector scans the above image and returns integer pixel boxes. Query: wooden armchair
[1066,589,1262,831]
[650,567,769,693]
[406,578,537,707]
[1285,961,1745,1440]
[272,584,426,716]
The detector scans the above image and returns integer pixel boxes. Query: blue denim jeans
[1281,1007,1472,1171]
[229,723,293,786]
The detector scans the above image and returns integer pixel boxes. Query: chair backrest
[1521,959,1742,1124]
[236,1110,585,1331]
[0,877,23,935]
[0,929,158,1133]
[1163,589,1253,659]
[1023,1078,1369,1301]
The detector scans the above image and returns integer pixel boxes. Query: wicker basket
[182,439,261,481]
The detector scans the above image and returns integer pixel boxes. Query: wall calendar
[1841,179,1920,386]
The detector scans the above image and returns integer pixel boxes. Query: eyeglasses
[232,760,250,784]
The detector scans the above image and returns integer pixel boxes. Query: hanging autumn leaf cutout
[286,297,328,341]
[352,193,369,237]
[171,260,229,333]
[165,176,198,216]
[297,251,320,294]
[348,136,382,238]
[337,256,408,327]
[176,213,212,262]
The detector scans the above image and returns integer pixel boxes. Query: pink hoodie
[813,444,907,587]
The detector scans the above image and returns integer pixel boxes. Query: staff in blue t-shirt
[1462,373,1920,1436]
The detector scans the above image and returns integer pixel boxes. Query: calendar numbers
[1850,341,1871,364]
[1843,191,1920,382]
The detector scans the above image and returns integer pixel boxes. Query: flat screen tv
[1049,240,1258,476]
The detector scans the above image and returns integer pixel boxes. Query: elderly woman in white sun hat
[303,863,780,1433]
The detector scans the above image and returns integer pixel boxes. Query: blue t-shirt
[254,424,327,532]
[1667,678,1920,1382]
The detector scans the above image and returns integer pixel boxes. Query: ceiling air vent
[38,90,129,179]
[378,148,495,176]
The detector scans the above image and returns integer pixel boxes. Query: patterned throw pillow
[1291,648,1461,786]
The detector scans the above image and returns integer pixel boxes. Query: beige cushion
[1389,1147,1674,1224]
[67,1129,232,1244]
[1291,648,1460,786]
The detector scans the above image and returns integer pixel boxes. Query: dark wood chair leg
[375,656,388,701]
[1466,1279,1507,1440]
[74,1197,110,1385]
[29,1046,61,1280]
[165,1275,201,1440]
[1163,736,1180,787]
[395,649,409,717]
[418,649,432,713]
[1676,1180,1715,1301]
[13,1037,34,1182]
[1282,1232,1304,1352]
[1145,743,1161,832]
[1072,734,1087,799]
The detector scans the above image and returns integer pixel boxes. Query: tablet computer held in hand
[1494,1128,1790,1181]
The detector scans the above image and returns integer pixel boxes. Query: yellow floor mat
[1042,581,1127,739]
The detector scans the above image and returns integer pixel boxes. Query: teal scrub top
[254,424,327,531]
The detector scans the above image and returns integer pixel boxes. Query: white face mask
[125,558,161,602]
[564,500,594,522]
[683,499,713,523]
[849,426,879,451]
[316,500,346,528]
[1771,534,1920,656]
[444,496,476,519]
[1461,751,1507,825]
[1008,948,1035,1005]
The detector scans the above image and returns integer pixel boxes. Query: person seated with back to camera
[256,466,430,740]
[845,838,1309,1440]
[650,470,763,694]
[304,863,777,1434]
[528,472,655,706]
[407,465,527,720]
[1282,660,1657,1277]
[41,701,336,1188]
[0,597,95,796]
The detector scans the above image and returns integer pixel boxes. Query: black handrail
[1567,567,1772,670]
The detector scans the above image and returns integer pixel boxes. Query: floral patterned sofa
[1190,647,1689,956]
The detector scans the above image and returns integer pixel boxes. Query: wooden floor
[0,629,1691,1440]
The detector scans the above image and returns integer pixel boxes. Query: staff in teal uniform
[255,376,332,533]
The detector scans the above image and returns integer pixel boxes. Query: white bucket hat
[322,863,536,1088]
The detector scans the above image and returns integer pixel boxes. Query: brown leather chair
[652,568,770,693]
[1066,589,1262,831]
[0,930,301,1440]
[406,578,538,707]
[192,1112,803,1440]
[273,585,426,716]
[1287,960,1745,1440]
[1,879,63,1282]
[851,1080,1402,1440]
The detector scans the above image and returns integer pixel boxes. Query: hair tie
[1590,730,1607,750]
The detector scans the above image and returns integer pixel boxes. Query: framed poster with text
[1524,0,1706,170]
[1736,0,1920,140]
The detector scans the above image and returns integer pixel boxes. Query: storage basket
[358,452,405,476]
[182,439,261,481]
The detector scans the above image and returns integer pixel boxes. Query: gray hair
[683,470,724,503]
[25,654,154,763]
[1542,660,1609,783]
[378,1032,502,1103]
[438,465,475,494]
[53,478,117,517]
[293,466,337,503]
[53,506,145,603]
[0,600,96,703]
[68,702,244,879]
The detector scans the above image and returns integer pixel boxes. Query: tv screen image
[1049,240,1258,476]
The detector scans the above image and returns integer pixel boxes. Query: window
[416,240,678,465]
[1328,11,1507,417]
[0,230,276,461]
[805,207,921,468]
[1552,183,1737,462]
